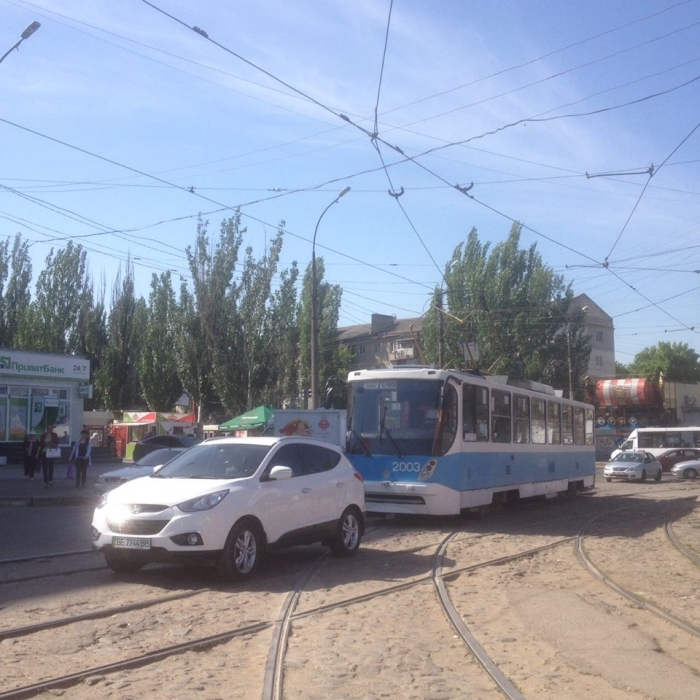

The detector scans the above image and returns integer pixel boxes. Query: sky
[1,0,699,366]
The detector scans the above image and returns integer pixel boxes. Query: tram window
[585,407,594,445]
[547,402,561,444]
[491,389,511,443]
[463,384,489,442]
[562,405,574,444]
[435,383,458,455]
[573,406,585,445]
[532,398,546,444]
[513,394,530,443]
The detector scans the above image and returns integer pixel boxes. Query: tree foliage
[627,342,700,383]
[139,272,182,411]
[94,262,146,409]
[423,224,590,398]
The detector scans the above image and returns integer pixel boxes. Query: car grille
[106,519,170,535]
[103,476,127,484]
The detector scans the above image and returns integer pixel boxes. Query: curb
[0,495,99,508]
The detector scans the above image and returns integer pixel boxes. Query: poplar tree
[139,272,182,411]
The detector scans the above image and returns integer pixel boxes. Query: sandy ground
[1,478,699,699]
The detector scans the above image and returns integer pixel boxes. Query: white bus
[613,426,700,458]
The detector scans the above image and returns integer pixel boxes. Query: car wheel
[640,469,646,482]
[330,507,362,557]
[684,468,698,479]
[217,519,263,582]
[104,551,144,574]
[605,477,612,482]
[654,469,662,482]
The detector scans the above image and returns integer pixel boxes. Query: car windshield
[153,443,272,479]
[136,450,180,467]
[613,452,644,462]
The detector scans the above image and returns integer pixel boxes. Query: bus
[345,367,596,516]
[612,426,700,458]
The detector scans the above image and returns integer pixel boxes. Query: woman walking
[23,431,40,480]
[39,424,59,487]
[69,429,92,489]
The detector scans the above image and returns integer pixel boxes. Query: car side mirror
[268,465,293,481]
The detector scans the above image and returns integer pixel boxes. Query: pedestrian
[23,431,40,480]
[69,429,92,489]
[39,424,60,488]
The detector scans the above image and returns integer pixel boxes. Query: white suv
[91,437,365,581]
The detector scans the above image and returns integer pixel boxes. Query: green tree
[94,262,147,409]
[627,342,700,383]
[0,233,32,347]
[423,224,589,398]
[183,215,243,416]
[139,272,182,411]
[298,257,345,403]
[16,241,89,353]
[615,361,629,377]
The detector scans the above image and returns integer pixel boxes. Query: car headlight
[177,490,229,513]
[97,493,109,509]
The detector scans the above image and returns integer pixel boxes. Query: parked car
[92,436,365,581]
[657,448,700,473]
[94,448,185,494]
[132,434,200,462]
[670,458,700,480]
[603,451,662,483]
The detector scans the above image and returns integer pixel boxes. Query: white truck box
[272,409,346,449]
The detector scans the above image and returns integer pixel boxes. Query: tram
[345,367,596,515]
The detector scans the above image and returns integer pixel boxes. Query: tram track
[575,501,700,640]
[2,488,699,698]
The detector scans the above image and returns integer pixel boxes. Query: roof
[219,405,275,431]
[337,316,423,343]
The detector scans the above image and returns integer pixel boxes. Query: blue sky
[2,0,699,365]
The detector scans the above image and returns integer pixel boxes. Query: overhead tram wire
[369,0,444,282]
[377,0,695,116]
[604,119,700,263]
[389,17,700,132]
[140,1,700,283]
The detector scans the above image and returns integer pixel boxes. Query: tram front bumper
[363,480,459,515]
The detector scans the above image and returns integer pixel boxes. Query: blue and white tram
[345,367,596,515]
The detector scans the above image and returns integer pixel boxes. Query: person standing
[23,431,40,480]
[69,429,92,488]
[39,424,59,488]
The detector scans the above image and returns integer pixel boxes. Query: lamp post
[310,186,351,409]
[558,304,589,400]
[0,21,41,65]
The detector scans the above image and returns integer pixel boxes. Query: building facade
[0,349,90,458]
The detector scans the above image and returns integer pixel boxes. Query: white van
[611,426,700,459]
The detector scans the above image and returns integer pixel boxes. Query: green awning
[218,406,275,431]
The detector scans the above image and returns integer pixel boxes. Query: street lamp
[558,304,589,399]
[0,21,41,65]
[310,186,351,408]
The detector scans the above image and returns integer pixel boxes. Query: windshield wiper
[348,426,371,456]
[380,400,403,458]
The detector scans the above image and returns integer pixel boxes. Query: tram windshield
[347,378,444,456]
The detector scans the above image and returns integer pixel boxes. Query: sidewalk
[0,459,124,507]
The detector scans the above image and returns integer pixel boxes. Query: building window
[358,345,366,356]
[596,330,603,343]
[373,343,381,354]
[594,355,603,368]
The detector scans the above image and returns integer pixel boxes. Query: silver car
[603,451,662,483]
[94,448,185,493]
[670,458,700,480]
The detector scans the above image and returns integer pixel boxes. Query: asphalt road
[0,504,96,560]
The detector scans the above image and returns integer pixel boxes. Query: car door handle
[335,482,345,488]
[301,487,312,493]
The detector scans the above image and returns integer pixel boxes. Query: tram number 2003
[392,461,422,472]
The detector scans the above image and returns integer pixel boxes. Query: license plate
[112,536,151,550]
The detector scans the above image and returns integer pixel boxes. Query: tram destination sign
[0,351,90,381]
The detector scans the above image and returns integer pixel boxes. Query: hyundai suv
[92,437,365,581]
